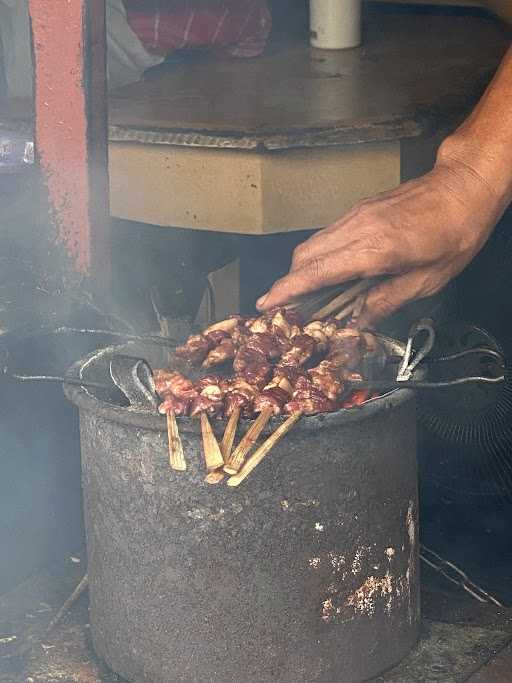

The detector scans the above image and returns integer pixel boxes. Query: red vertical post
[28,0,109,293]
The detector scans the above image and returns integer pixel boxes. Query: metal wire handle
[420,544,504,607]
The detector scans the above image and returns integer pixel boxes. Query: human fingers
[355,268,447,328]
[257,245,403,310]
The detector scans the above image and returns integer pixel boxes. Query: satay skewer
[223,407,273,475]
[221,406,241,461]
[167,411,187,471]
[311,279,373,321]
[334,301,357,321]
[227,412,302,487]
[205,469,225,484]
[200,412,225,472]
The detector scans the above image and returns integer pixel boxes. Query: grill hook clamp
[109,355,159,411]
[396,318,436,382]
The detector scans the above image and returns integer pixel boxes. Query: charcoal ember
[153,370,197,400]
[254,387,290,415]
[285,387,337,415]
[175,334,212,365]
[341,389,370,409]
[279,334,316,366]
[241,362,272,389]
[158,394,190,416]
[202,337,236,368]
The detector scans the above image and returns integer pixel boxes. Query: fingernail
[256,293,268,309]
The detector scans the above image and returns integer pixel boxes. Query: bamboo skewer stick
[205,469,225,484]
[200,412,225,472]
[167,411,187,471]
[227,412,302,487]
[221,406,241,461]
[223,407,273,475]
[334,301,357,321]
[152,291,187,473]
[310,279,373,321]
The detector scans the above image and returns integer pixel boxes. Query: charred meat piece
[308,361,344,401]
[158,394,190,416]
[244,332,282,360]
[284,387,337,415]
[233,346,267,373]
[203,316,243,336]
[326,328,363,369]
[245,316,271,334]
[224,378,257,417]
[175,334,212,365]
[202,336,236,368]
[241,361,272,390]
[253,387,290,416]
[189,394,223,417]
[153,370,198,401]
[204,329,230,346]
[272,365,308,388]
[279,334,316,367]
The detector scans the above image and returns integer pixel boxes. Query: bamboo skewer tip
[223,407,273,475]
[167,411,187,471]
[201,412,225,472]
[227,412,302,487]
[205,469,225,485]
[220,406,241,461]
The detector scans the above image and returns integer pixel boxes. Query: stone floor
[0,558,511,683]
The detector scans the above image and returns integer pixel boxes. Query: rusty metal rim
[63,335,422,435]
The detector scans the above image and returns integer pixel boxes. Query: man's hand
[257,155,506,328]
[257,47,512,327]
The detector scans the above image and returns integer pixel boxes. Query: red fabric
[123,0,272,58]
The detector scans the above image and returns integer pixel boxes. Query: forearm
[438,47,512,207]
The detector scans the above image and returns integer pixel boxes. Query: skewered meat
[279,334,316,367]
[158,394,190,416]
[202,336,236,368]
[254,387,290,416]
[308,360,344,401]
[224,378,257,417]
[241,362,272,389]
[244,332,282,360]
[158,309,382,419]
[189,394,224,417]
[284,387,337,415]
[154,370,197,400]
[326,328,363,369]
[203,316,242,336]
[175,334,212,365]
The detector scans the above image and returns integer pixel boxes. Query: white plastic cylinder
[310,0,362,50]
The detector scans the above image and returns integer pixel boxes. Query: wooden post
[28,0,109,295]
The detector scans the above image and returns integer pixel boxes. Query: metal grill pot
[64,339,420,683]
